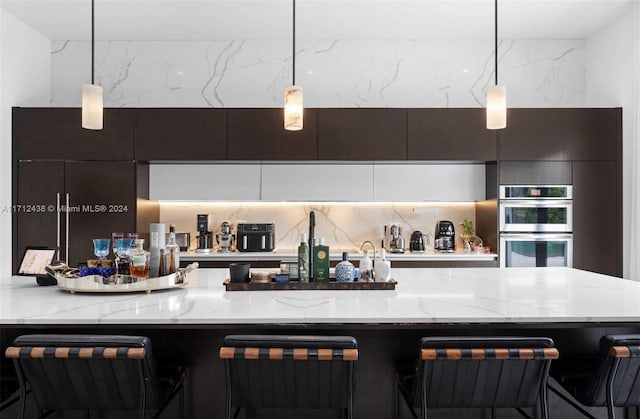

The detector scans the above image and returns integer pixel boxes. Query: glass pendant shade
[486,84,506,130]
[82,84,103,130]
[284,85,303,131]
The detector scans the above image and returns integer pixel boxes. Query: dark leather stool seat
[396,336,558,419]
[550,334,640,419]
[5,334,186,419]
[219,334,358,419]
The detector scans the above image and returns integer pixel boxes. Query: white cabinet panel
[261,164,373,201]
[373,164,486,201]
[150,164,261,200]
[151,164,486,202]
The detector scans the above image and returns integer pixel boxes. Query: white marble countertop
[1,267,638,326]
[180,250,498,262]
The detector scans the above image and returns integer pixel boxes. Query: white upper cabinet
[149,164,261,200]
[260,164,374,201]
[150,163,485,201]
[373,164,486,202]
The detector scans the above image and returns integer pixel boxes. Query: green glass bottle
[313,238,330,282]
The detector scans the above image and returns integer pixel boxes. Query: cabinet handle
[65,193,70,265]
[56,193,61,261]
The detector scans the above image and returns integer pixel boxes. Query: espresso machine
[215,221,235,253]
[384,223,405,253]
[196,214,213,253]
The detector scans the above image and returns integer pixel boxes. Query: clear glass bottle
[298,233,309,283]
[158,248,167,277]
[166,224,180,274]
[130,239,150,279]
[335,252,355,283]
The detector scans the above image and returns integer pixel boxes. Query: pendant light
[82,0,103,130]
[486,0,506,130]
[284,0,303,131]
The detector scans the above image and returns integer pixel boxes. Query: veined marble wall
[50,39,584,107]
[160,202,477,252]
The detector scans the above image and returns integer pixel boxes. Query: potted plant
[459,218,482,253]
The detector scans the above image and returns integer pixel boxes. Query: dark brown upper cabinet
[136,108,227,161]
[317,109,407,160]
[499,108,620,161]
[408,108,497,161]
[13,107,135,161]
[227,108,317,160]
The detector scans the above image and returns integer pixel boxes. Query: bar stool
[219,334,358,419]
[549,334,640,419]
[0,360,20,412]
[396,336,558,419]
[5,334,186,419]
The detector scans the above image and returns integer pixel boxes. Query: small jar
[358,251,374,283]
[335,252,355,283]
[130,239,150,279]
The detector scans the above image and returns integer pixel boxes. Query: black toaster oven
[236,223,275,252]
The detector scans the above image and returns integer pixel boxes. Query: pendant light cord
[494,0,498,85]
[292,0,296,86]
[91,0,95,84]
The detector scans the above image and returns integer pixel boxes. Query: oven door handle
[499,233,573,240]
[500,200,573,207]
[500,185,573,200]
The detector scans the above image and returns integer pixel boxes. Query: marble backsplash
[160,202,477,252]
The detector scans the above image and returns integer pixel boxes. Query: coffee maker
[196,214,213,253]
[434,220,455,253]
[215,221,235,253]
[384,224,405,253]
[409,231,427,253]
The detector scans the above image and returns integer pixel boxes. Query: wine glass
[115,238,133,257]
[127,233,139,250]
[115,238,133,275]
[93,238,110,263]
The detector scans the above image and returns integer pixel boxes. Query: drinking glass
[112,232,124,256]
[93,238,110,262]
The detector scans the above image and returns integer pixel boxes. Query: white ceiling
[0,0,636,41]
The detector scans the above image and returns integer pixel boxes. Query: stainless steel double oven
[499,185,573,268]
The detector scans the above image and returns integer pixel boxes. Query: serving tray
[223,278,396,291]
[56,263,198,294]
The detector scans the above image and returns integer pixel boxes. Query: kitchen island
[1,267,638,418]
[0,267,637,325]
